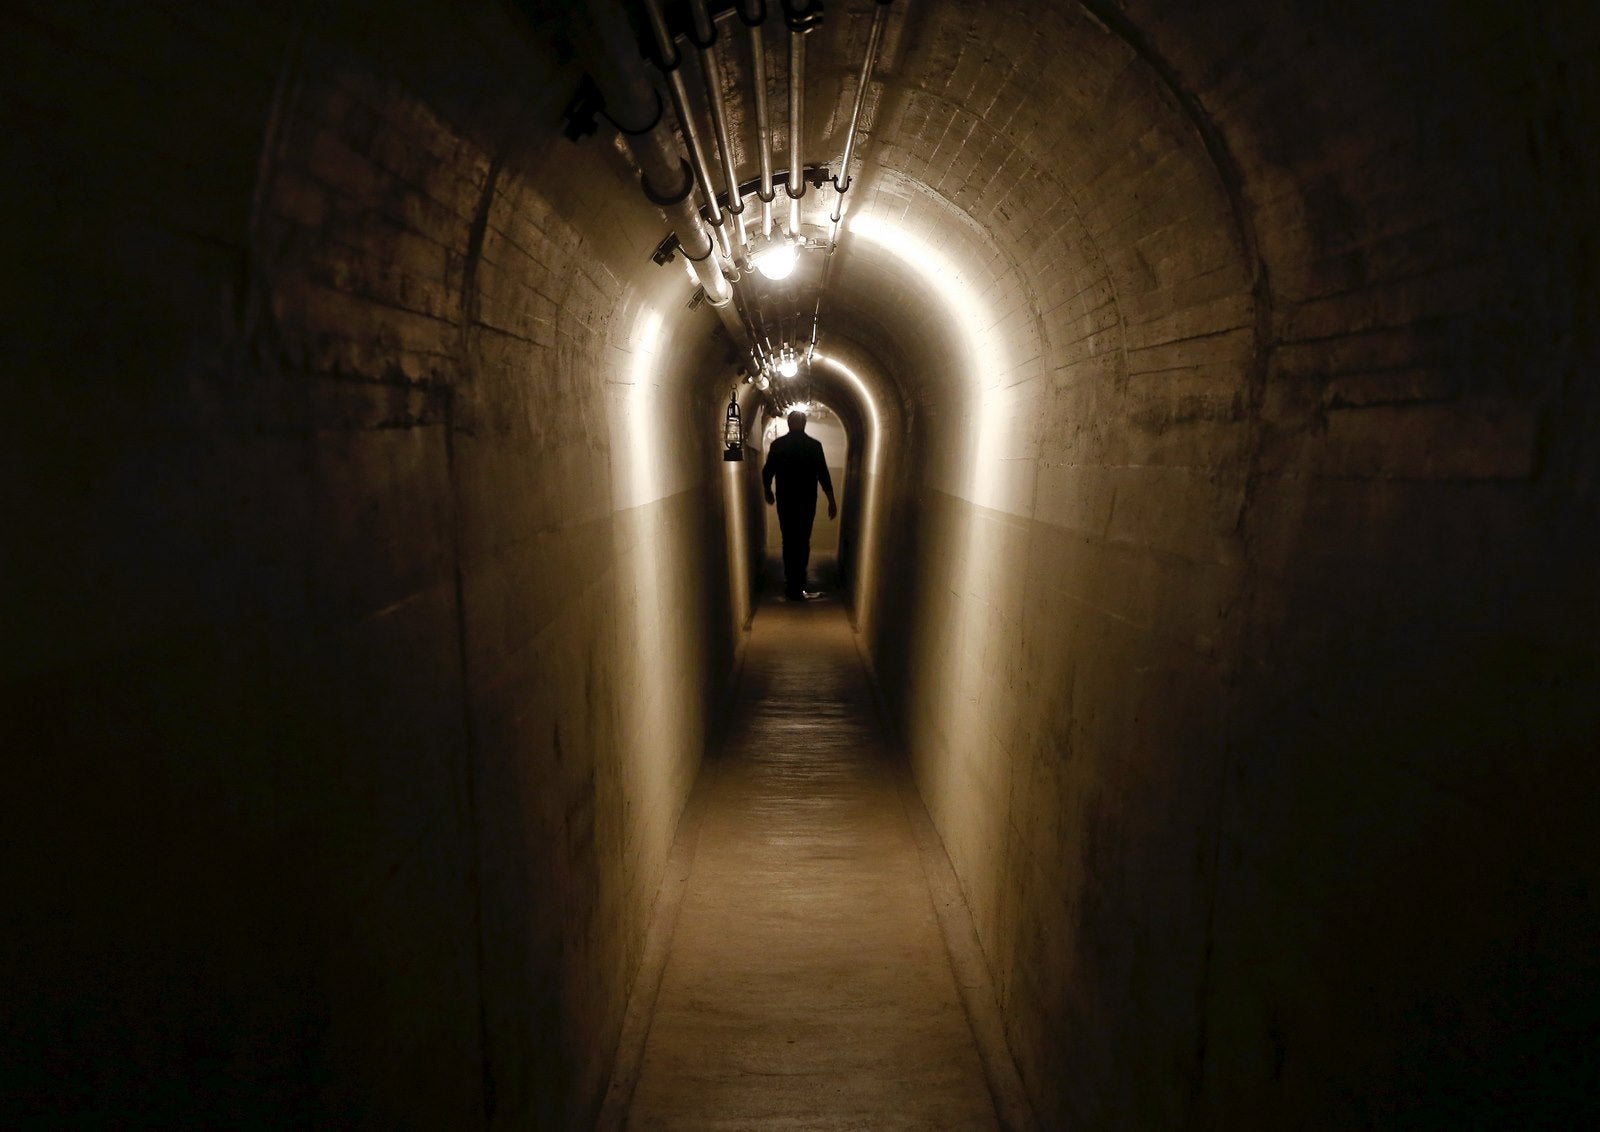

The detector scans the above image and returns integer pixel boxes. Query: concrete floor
[614,598,1002,1129]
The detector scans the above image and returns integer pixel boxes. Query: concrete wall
[2,3,740,1123]
[6,0,1598,1125]
[849,1,1600,1126]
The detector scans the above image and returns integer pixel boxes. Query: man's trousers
[777,501,816,599]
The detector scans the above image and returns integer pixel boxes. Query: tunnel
[4,0,1599,1126]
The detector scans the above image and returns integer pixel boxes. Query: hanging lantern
[723,390,744,461]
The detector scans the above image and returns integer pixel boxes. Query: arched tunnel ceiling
[628,0,1262,437]
[619,0,1554,484]
[4,1,1595,1124]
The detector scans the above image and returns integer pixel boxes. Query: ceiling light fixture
[752,235,799,281]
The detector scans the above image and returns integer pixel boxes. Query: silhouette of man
[763,410,837,601]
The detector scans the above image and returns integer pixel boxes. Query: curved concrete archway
[4,0,1597,1126]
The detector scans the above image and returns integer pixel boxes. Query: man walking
[762,410,837,601]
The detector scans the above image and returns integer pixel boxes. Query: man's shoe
[801,590,822,600]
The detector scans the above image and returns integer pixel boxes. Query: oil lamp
[723,390,744,461]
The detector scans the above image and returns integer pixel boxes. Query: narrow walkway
[622,600,999,1129]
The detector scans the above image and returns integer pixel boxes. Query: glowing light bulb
[753,238,799,281]
[778,355,799,378]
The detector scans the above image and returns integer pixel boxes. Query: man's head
[787,410,807,433]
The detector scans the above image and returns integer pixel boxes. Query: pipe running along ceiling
[600,0,1266,516]
[607,0,902,417]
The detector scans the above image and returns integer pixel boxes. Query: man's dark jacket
[763,432,833,511]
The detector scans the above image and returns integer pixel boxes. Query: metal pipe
[830,0,891,223]
[731,288,762,358]
[689,0,747,255]
[585,0,731,306]
[742,0,776,239]
[785,8,806,237]
[641,0,735,261]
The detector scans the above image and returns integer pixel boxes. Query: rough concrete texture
[839,2,1600,1127]
[4,0,1598,1127]
[4,3,738,1125]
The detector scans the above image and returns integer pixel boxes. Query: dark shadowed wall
[4,0,1598,1127]
[3,3,742,1124]
[844,1,1600,1126]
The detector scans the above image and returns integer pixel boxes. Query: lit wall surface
[2,1,1597,1127]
